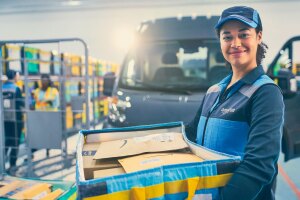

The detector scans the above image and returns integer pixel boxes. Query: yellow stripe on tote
[197,173,232,189]
[83,173,233,200]
[84,190,129,200]
[83,183,165,200]
[165,173,232,194]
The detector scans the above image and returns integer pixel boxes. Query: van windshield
[119,39,229,91]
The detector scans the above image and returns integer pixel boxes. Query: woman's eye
[223,36,232,41]
[240,33,249,39]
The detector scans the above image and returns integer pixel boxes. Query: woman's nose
[231,38,241,48]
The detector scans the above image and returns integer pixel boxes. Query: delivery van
[103,16,230,126]
[103,16,298,161]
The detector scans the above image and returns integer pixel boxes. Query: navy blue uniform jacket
[185,66,284,200]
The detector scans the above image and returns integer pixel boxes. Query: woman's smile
[228,49,247,57]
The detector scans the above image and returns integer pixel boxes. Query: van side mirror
[271,69,297,99]
[103,72,116,96]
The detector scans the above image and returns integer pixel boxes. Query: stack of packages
[0,180,64,200]
[83,132,202,180]
[76,122,241,200]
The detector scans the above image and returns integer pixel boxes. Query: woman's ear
[257,31,262,44]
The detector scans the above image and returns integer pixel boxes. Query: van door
[267,36,300,161]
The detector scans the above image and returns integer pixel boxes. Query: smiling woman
[185,6,284,200]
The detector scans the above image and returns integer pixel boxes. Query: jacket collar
[219,65,265,86]
[240,65,265,84]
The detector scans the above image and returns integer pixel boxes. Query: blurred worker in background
[185,6,284,199]
[29,81,39,110]
[33,74,59,111]
[33,74,60,157]
[2,69,24,174]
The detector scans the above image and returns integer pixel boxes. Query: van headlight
[108,96,131,123]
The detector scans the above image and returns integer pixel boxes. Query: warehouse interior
[0,1,300,199]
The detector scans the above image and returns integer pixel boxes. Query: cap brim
[215,15,258,29]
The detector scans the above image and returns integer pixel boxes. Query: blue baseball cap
[215,6,262,30]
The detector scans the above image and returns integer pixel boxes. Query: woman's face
[219,20,262,70]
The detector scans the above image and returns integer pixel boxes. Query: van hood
[108,89,205,127]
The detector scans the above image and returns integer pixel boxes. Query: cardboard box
[82,142,121,180]
[0,180,10,189]
[118,153,203,173]
[93,132,188,159]
[93,167,126,179]
[1,182,35,199]
[9,183,51,199]
[40,188,64,200]
[0,180,23,197]
[76,122,241,200]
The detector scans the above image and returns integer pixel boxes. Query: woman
[186,6,284,199]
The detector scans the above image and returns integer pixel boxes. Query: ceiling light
[62,0,82,6]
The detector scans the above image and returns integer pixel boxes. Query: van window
[120,39,226,91]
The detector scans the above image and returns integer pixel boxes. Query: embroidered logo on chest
[221,108,236,114]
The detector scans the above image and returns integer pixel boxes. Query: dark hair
[255,27,268,66]
[41,74,53,86]
[6,69,17,80]
[41,74,51,80]
[216,26,268,67]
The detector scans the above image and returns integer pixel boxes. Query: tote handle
[130,187,146,200]
[186,177,200,200]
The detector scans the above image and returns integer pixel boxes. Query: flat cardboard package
[93,132,188,160]
[9,183,51,199]
[0,180,23,197]
[82,142,121,180]
[118,153,203,173]
[93,167,126,179]
[40,189,64,200]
